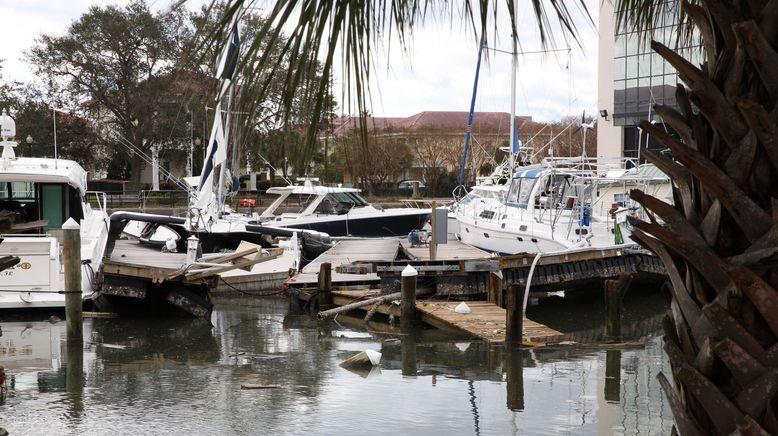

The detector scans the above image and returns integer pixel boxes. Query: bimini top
[512,166,542,179]
[0,157,89,194]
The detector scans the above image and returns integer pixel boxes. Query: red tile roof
[331,111,535,136]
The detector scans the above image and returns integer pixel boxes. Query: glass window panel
[614,57,626,81]
[638,54,651,77]
[615,35,626,58]
[626,56,638,79]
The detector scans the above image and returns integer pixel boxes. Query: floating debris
[339,349,382,369]
[240,384,281,390]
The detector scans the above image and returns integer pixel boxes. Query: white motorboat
[0,114,109,309]
[252,178,431,238]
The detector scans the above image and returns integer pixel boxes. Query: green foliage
[26,0,205,189]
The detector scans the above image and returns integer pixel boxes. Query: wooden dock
[415,301,565,345]
[399,238,491,261]
[286,238,400,289]
[287,236,665,346]
[303,290,565,345]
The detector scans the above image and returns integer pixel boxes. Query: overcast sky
[0,0,599,122]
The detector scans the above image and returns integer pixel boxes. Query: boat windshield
[507,174,539,207]
[326,192,368,207]
[459,188,506,206]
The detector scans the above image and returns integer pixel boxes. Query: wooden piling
[487,271,502,305]
[604,272,633,340]
[62,218,83,343]
[317,262,333,309]
[505,284,524,347]
[401,265,418,328]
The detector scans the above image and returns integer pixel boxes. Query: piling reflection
[505,348,525,411]
[400,333,418,377]
[604,350,622,403]
[64,339,84,419]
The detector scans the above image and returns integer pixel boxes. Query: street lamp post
[26,134,33,157]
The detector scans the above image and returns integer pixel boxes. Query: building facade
[597,1,700,162]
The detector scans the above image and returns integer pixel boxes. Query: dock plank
[319,290,565,345]
[286,239,401,288]
[110,239,187,270]
[416,301,565,345]
[400,238,490,261]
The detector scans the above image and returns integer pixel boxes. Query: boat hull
[272,210,431,237]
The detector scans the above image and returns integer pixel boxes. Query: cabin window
[507,177,536,207]
[0,182,83,233]
[507,179,521,204]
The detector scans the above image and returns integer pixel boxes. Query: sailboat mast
[509,0,519,175]
[458,32,486,186]
[216,88,232,216]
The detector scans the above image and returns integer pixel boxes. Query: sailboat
[108,9,332,261]
[451,22,667,255]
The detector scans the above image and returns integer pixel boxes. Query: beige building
[596,1,698,163]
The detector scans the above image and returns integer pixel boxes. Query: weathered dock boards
[499,246,665,293]
[304,290,564,345]
[399,238,491,261]
[109,239,188,270]
[100,239,213,317]
[415,301,565,345]
[286,239,400,289]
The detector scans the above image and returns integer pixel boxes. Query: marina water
[0,292,673,435]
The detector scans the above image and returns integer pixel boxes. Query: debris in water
[339,349,382,369]
[240,384,281,390]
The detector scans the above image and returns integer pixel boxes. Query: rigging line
[114,134,192,193]
[253,150,291,186]
[115,135,184,187]
[528,120,579,161]
[486,47,571,55]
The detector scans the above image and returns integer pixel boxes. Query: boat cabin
[259,179,371,220]
[506,165,588,211]
[0,158,88,234]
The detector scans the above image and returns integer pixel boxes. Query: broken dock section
[289,236,667,346]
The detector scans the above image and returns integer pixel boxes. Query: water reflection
[0,296,673,435]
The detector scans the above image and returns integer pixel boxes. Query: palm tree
[620,1,778,434]
[197,1,778,433]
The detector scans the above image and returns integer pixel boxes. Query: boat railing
[86,191,108,216]
[399,199,452,209]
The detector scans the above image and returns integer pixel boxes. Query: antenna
[0,108,18,162]
[52,107,59,169]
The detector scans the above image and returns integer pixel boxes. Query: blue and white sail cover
[195,13,241,215]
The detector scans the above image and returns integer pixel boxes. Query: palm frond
[188,0,594,155]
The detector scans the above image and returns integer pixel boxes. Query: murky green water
[0,293,673,435]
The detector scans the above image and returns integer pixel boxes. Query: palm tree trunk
[628,2,778,434]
